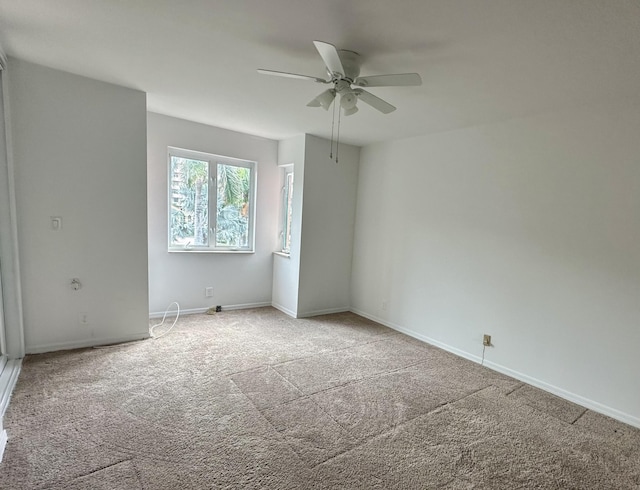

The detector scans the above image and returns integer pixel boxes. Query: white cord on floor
[149,302,180,339]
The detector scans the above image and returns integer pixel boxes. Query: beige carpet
[1,307,638,489]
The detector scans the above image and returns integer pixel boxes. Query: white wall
[272,135,305,317]
[271,134,359,318]
[352,98,640,427]
[147,113,279,314]
[0,60,25,359]
[8,59,149,353]
[297,135,359,317]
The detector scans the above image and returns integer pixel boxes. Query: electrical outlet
[50,216,62,231]
[79,312,89,325]
[205,287,214,297]
[381,301,388,311]
[483,334,491,347]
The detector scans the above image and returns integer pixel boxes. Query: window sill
[168,249,254,254]
[273,251,290,258]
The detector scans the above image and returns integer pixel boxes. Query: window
[281,167,294,254]
[169,147,256,252]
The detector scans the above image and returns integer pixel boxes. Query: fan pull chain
[335,106,341,164]
[329,95,337,159]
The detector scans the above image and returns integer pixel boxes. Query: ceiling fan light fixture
[340,92,357,109]
[307,89,336,110]
[318,89,336,110]
[343,106,359,116]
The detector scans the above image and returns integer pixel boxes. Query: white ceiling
[1,0,639,146]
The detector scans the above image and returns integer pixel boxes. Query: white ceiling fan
[258,41,422,116]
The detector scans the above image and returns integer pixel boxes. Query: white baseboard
[297,306,351,318]
[482,359,640,429]
[350,308,483,364]
[350,308,640,430]
[150,302,272,319]
[26,332,150,354]
[150,306,205,318]
[271,302,296,318]
[272,303,350,319]
[223,301,271,311]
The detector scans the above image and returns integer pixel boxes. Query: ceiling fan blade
[355,89,396,114]
[307,89,336,110]
[354,73,422,87]
[313,41,345,77]
[257,69,328,83]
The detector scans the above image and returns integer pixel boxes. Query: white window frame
[281,166,293,255]
[168,147,257,253]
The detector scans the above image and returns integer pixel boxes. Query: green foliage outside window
[216,164,250,248]
[170,154,253,250]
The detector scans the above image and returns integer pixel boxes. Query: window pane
[169,156,209,247]
[216,163,251,248]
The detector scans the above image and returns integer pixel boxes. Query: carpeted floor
[0,307,638,489]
